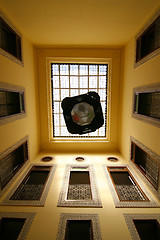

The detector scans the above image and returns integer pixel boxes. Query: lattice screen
[51,63,108,138]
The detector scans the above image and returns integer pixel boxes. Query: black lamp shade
[61,92,104,135]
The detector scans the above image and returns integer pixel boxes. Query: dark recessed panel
[10,168,50,200]
[67,171,92,200]
[131,141,159,190]
[133,219,160,240]
[109,168,147,201]
[65,220,92,240]
[0,17,22,61]
[0,141,28,191]
[0,217,25,240]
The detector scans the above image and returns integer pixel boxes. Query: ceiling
[0,0,159,47]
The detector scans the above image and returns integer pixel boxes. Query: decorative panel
[1,163,56,206]
[57,165,102,208]
[0,212,35,240]
[56,213,102,240]
[124,214,160,240]
[103,164,160,208]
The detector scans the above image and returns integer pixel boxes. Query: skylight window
[51,63,108,138]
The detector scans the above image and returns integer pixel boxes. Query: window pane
[60,114,65,126]
[70,89,79,97]
[80,76,88,88]
[99,126,106,136]
[79,65,88,75]
[70,76,78,88]
[54,126,60,136]
[60,76,69,88]
[70,65,78,75]
[89,129,98,136]
[61,126,69,136]
[53,102,59,113]
[54,114,59,126]
[89,65,98,75]
[52,64,59,75]
[60,64,69,75]
[99,89,106,101]
[61,89,69,100]
[101,101,106,114]
[89,76,97,88]
[80,89,87,95]
[52,76,59,88]
[99,76,107,88]
[53,89,60,101]
[99,65,107,75]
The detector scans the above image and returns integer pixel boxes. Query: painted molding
[0,163,56,206]
[0,135,29,197]
[124,213,160,240]
[0,82,27,125]
[134,8,160,68]
[0,11,24,66]
[0,212,35,240]
[57,164,102,207]
[56,213,102,240]
[103,164,160,208]
[130,136,160,199]
[132,83,160,128]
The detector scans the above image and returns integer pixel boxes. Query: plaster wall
[0,11,40,160]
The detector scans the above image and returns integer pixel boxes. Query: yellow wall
[118,27,160,160]
[37,48,121,153]
[0,12,40,160]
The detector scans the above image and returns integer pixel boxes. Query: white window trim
[46,57,111,142]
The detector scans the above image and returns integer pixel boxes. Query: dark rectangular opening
[134,91,160,119]
[0,17,22,61]
[0,90,25,118]
[69,171,90,185]
[131,141,159,190]
[67,171,92,200]
[108,167,148,201]
[10,166,51,200]
[0,141,28,190]
[136,15,160,62]
[0,217,25,240]
[65,220,93,240]
[133,219,160,240]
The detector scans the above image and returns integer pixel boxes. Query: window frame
[0,82,26,125]
[47,57,111,142]
[0,11,23,66]
[132,83,160,128]
[0,212,35,240]
[1,163,56,206]
[107,166,149,202]
[134,8,160,68]
[124,214,160,240]
[57,213,102,240]
[130,136,160,199]
[0,136,29,197]
[57,164,102,208]
[103,164,160,207]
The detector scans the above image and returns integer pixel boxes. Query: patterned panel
[103,164,160,208]
[57,165,102,207]
[145,154,159,189]
[0,212,35,240]
[116,185,145,201]
[56,213,102,240]
[10,184,44,200]
[67,184,92,200]
[124,214,160,240]
[1,163,56,206]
